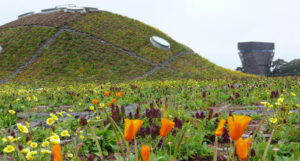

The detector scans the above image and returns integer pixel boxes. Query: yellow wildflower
[17,123,29,133]
[25,122,30,128]
[27,140,32,146]
[99,103,104,108]
[21,148,29,154]
[278,98,284,104]
[41,149,51,154]
[3,145,15,153]
[291,92,296,97]
[46,118,55,125]
[89,106,95,110]
[50,134,60,144]
[30,142,38,148]
[27,96,31,101]
[80,135,84,140]
[32,95,38,101]
[68,109,73,112]
[8,110,15,115]
[61,130,70,137]
[56,112,63,117]
[288,111,293,115]
[50,114,58,121]
[67,153,73,158]
[42,141,50,147]
[269,118,277,124]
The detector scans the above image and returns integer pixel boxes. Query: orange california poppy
[227,115,251,140]
[107,102,111,107]
[160,118,175,138]
[141,145,150,161]
[214,119,226,136]
[112,99,117,104]
[124,119,144,141]
[92,99,99,105]
[105,91,110,97]
[116,92,121,98]
[119,91,124,96]
[51,144,62,161]
[236,138,251,160]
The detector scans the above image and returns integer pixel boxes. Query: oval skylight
[150,36,170,50]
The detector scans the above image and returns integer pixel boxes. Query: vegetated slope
[143,53,254,80]
[0,26,57,80]
[0,10,253,84]
[68,11,192,64]
[14,31,153,83]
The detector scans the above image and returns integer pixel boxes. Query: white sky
[0,0,299,69]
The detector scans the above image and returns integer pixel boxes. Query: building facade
[238,42,275,75]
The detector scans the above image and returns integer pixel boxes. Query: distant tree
[270,59,287,75]
[269,58,300,76]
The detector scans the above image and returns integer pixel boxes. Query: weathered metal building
[238,42,275,75]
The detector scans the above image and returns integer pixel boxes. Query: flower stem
[90,126,104,161]
[213,135,218,161]
[262,129,275,161]
[173,125,188,160]
[134,138,138,161]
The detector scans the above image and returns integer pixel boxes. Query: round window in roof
[150,36,170,50]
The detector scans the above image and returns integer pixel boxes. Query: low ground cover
[0,78,299,160]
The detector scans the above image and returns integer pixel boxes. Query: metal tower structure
[238,42,275,75]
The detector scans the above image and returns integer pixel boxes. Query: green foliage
[0,27,56,79]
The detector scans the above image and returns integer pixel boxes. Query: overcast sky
[1,0,299,69]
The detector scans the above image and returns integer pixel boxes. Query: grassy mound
[0,10,253,84]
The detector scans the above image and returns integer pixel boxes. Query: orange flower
[107,102,111,107]
[51,144,62,161]
[160,118,175,138]
[119,91,124,96]
[227,115,251,140]
[124,119,144,141]
[105,91,110,97]
[141,145,150,161]
[214,119,226,136]
[92,99,99,105]
[112,99,117,104]
[236,138,251,160]
[116,92,121,98]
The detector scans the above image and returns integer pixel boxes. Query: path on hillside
[135,51,193,80]
[0,24,193,83]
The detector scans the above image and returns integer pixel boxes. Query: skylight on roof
[150,36,170,50]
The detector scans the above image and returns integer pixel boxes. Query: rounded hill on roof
[0,8,253,84]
